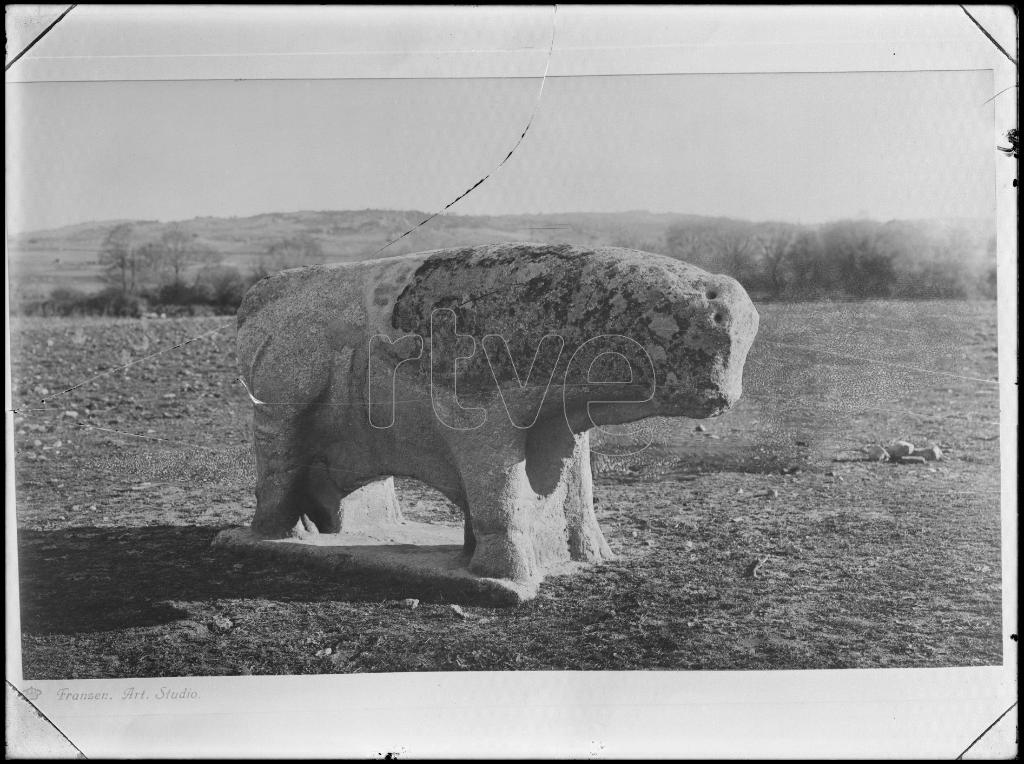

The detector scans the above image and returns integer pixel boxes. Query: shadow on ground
[18,525,498,634]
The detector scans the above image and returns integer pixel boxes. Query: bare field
[10,300,1004,676]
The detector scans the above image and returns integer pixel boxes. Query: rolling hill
[7,209,995,302]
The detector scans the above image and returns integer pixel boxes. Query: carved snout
[706,277,759,414]
[653,274,759,419]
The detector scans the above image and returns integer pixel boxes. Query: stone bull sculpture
[226,243,758,596]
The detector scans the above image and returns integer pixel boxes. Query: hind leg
[251,460,346,537]
[337,477,405,533]
[250,419,347,537]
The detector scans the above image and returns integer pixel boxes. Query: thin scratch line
[959,5,1017,66]
[819,321,965,337]
[956,700,1017,759]
[68,422,242,452]
[36,323,232,405]
[981,84,1018,106]
[4,5,78,72]
[7,68,992,86]
[760,340,1000,385]
[29,46,555,61]
[370,5,558,257]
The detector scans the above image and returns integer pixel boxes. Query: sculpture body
[234,243,759,587]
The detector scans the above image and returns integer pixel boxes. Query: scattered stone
[178,621,211,641]
[210,616,234,633]
[449,604,480,620]
[315,647,333,658]
[900,456,927,464]
[743,555,770,578]
[694,424,707,433]
[330,647,358,667]
[884,440,915,460]
[63,410,78,419]
[398,598,420,610]
[864,445,889,462]
[919,445,943,462]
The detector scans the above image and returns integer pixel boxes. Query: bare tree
[666,220,763,290]
[821,221,896,298]
[713,227,760,284]
[256,234,324,277]
[665,224,712,266]
[155,225,213,286]
[757,224,798,297]
[99,224,155,296]
[194,264,248,308]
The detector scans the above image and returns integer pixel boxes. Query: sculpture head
[388,243,759,431]
[558,252,759,429]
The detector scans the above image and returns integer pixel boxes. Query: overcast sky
[7,67,995,234]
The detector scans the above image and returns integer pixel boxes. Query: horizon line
[9,207,997,238]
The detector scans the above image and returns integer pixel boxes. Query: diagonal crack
[959,5,1017,66]
[5,5,78,72]
[371,5,559,257]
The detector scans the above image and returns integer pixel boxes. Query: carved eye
[713,313,724,323]
[707,290,718,300]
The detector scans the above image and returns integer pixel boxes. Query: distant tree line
[15,215,997,317]
[17,226,325,317]
[658,218,997,301]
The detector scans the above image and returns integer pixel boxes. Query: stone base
[212,521,576,606]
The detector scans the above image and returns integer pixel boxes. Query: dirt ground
[10,300,1005,676]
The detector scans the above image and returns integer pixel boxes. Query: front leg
[525,420,612,564]
[454,428,578,582]
[461,459,546,581]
